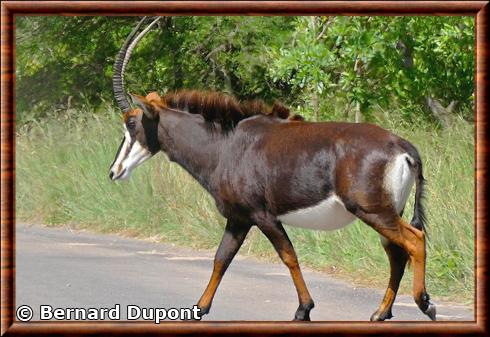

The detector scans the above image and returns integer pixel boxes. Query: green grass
[16,110,474,304]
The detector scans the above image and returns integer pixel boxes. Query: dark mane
[162,90,294,132]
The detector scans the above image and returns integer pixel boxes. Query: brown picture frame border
[1,1,488,336]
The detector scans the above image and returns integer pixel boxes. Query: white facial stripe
[122,140,152,170]
[110,123,154,180]
[111,125,132,173]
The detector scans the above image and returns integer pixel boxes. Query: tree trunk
[354,101,361,123]
[310,16,320,121]
[426,97,457,128]
[312,90,319,122]
[354,56,362,123]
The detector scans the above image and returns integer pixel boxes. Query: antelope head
[109,17,161,181]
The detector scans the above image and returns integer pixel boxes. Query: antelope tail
[411,163,427,232]
[401,140,427,233]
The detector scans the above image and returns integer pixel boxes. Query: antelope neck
[157,109,225,193]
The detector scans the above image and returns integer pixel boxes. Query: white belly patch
[278,195,356,231]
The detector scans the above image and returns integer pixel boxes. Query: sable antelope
[109,17,436,321]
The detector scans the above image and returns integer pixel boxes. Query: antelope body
[108,17,436,321]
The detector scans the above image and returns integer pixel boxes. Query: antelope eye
[127,120,136,130]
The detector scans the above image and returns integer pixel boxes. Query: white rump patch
[278,195,356,231]
[384,153,415,214]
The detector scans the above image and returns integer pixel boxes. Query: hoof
[195,305,210,320]
[293,301,314,321]
[293,314,311,321]
[424,302,436,321]
[370,310,393,321]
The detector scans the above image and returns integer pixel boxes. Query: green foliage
[16,17,129,122]
[16,111,474,302]
[267,16,474,122]
[16,16,474,125]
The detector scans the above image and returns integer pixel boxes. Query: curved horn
[121,17,161,83]
[113,17,160,113]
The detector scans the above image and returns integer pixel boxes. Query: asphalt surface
[16,224,474,322]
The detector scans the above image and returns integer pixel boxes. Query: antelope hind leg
[402,222,436,321]
[355,210,436,321]
[370,236,408,321]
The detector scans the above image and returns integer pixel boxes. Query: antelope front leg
[196,219,251,317]
[254,213,314,321]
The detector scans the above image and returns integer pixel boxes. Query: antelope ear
[146,91,162,103]
[130,93,158,119]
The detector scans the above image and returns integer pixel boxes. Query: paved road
[16,224,474,321]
